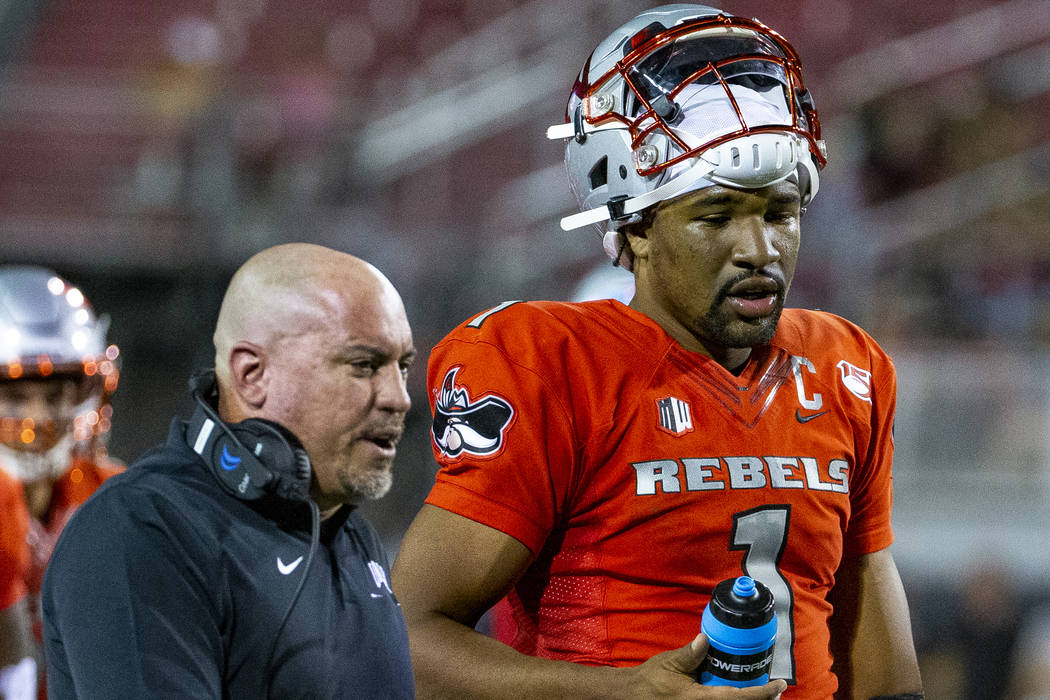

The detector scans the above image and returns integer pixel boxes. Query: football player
[0,266,122,699]
[393,5,923,699]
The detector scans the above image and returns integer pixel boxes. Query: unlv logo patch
[657,396,694,436]
[837,360,872,402]
[432,368,514,459]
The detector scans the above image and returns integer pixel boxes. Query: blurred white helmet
[549,4,826,239]
[571,263,636,305]
[0,266,119,480]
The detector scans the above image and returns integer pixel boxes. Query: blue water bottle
[698,576,777,687]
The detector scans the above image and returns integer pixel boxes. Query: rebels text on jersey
[424,299,896,699]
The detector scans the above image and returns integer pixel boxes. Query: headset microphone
[185,369,312,503]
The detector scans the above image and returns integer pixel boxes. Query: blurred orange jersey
[0,468,31,610]
[424,299,896,699]
[0,456,123,628]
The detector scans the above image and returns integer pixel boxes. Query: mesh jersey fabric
[424,299,896,699]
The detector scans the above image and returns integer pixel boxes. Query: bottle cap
[708,576,775,629]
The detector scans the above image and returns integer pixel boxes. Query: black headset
[186,369,321,696]
[185,369,312,504]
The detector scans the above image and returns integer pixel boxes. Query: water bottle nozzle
[732,576,757,598]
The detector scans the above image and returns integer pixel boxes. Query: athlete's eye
[696,214,731,227]
[765,210,797,224]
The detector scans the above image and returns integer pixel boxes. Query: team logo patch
[432,367,514,458]
[837,360,872,402]
[367,560,393,593]
[656,396,694,435]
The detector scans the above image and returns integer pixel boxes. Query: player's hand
[622,633,787,699]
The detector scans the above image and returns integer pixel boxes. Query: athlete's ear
[227,341,268,409]
[626,229,650,262]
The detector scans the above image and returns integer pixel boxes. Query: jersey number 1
[730,505,796,684]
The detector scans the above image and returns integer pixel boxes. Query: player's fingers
[688,633,710,656]
[670,632,708,674]
[735,678,787,698]
[697,676,786,699]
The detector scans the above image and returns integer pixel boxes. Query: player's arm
[0,475,37,700]
[828,548,923,699]
[0,599,37,700]
[392,504,786,700]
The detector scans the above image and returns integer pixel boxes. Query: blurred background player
[0,266,122,700]
[569,262,635,305]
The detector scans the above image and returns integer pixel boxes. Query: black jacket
[42,420,415,699]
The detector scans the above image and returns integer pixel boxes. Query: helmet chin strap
[559,157,717,231]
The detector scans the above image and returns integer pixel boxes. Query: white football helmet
[549,4,827,236]
[0,266,119,480]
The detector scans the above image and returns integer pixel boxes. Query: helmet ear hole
[618,165,628,180]
[588,157,608,190]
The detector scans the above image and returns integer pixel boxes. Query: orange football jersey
[424,299,896,698]
[0,457,122,632]
[0,468,31,610]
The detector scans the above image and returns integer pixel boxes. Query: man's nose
[731,221,781,270]
[376,365,411,413]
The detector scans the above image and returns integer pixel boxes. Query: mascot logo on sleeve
[432,367,514,459]
[837,360,872,403]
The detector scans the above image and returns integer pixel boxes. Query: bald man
[40,244,417,699]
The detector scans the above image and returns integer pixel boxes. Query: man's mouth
[724,276,781,319]
[361,429,402,454]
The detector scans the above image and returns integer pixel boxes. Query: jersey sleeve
[41,482,225,698]
[842,339,897,558]
[424,316,579,556]
[0,471,29,610]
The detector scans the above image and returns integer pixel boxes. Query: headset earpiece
[233,418,312,503]
[185,369,312,503]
